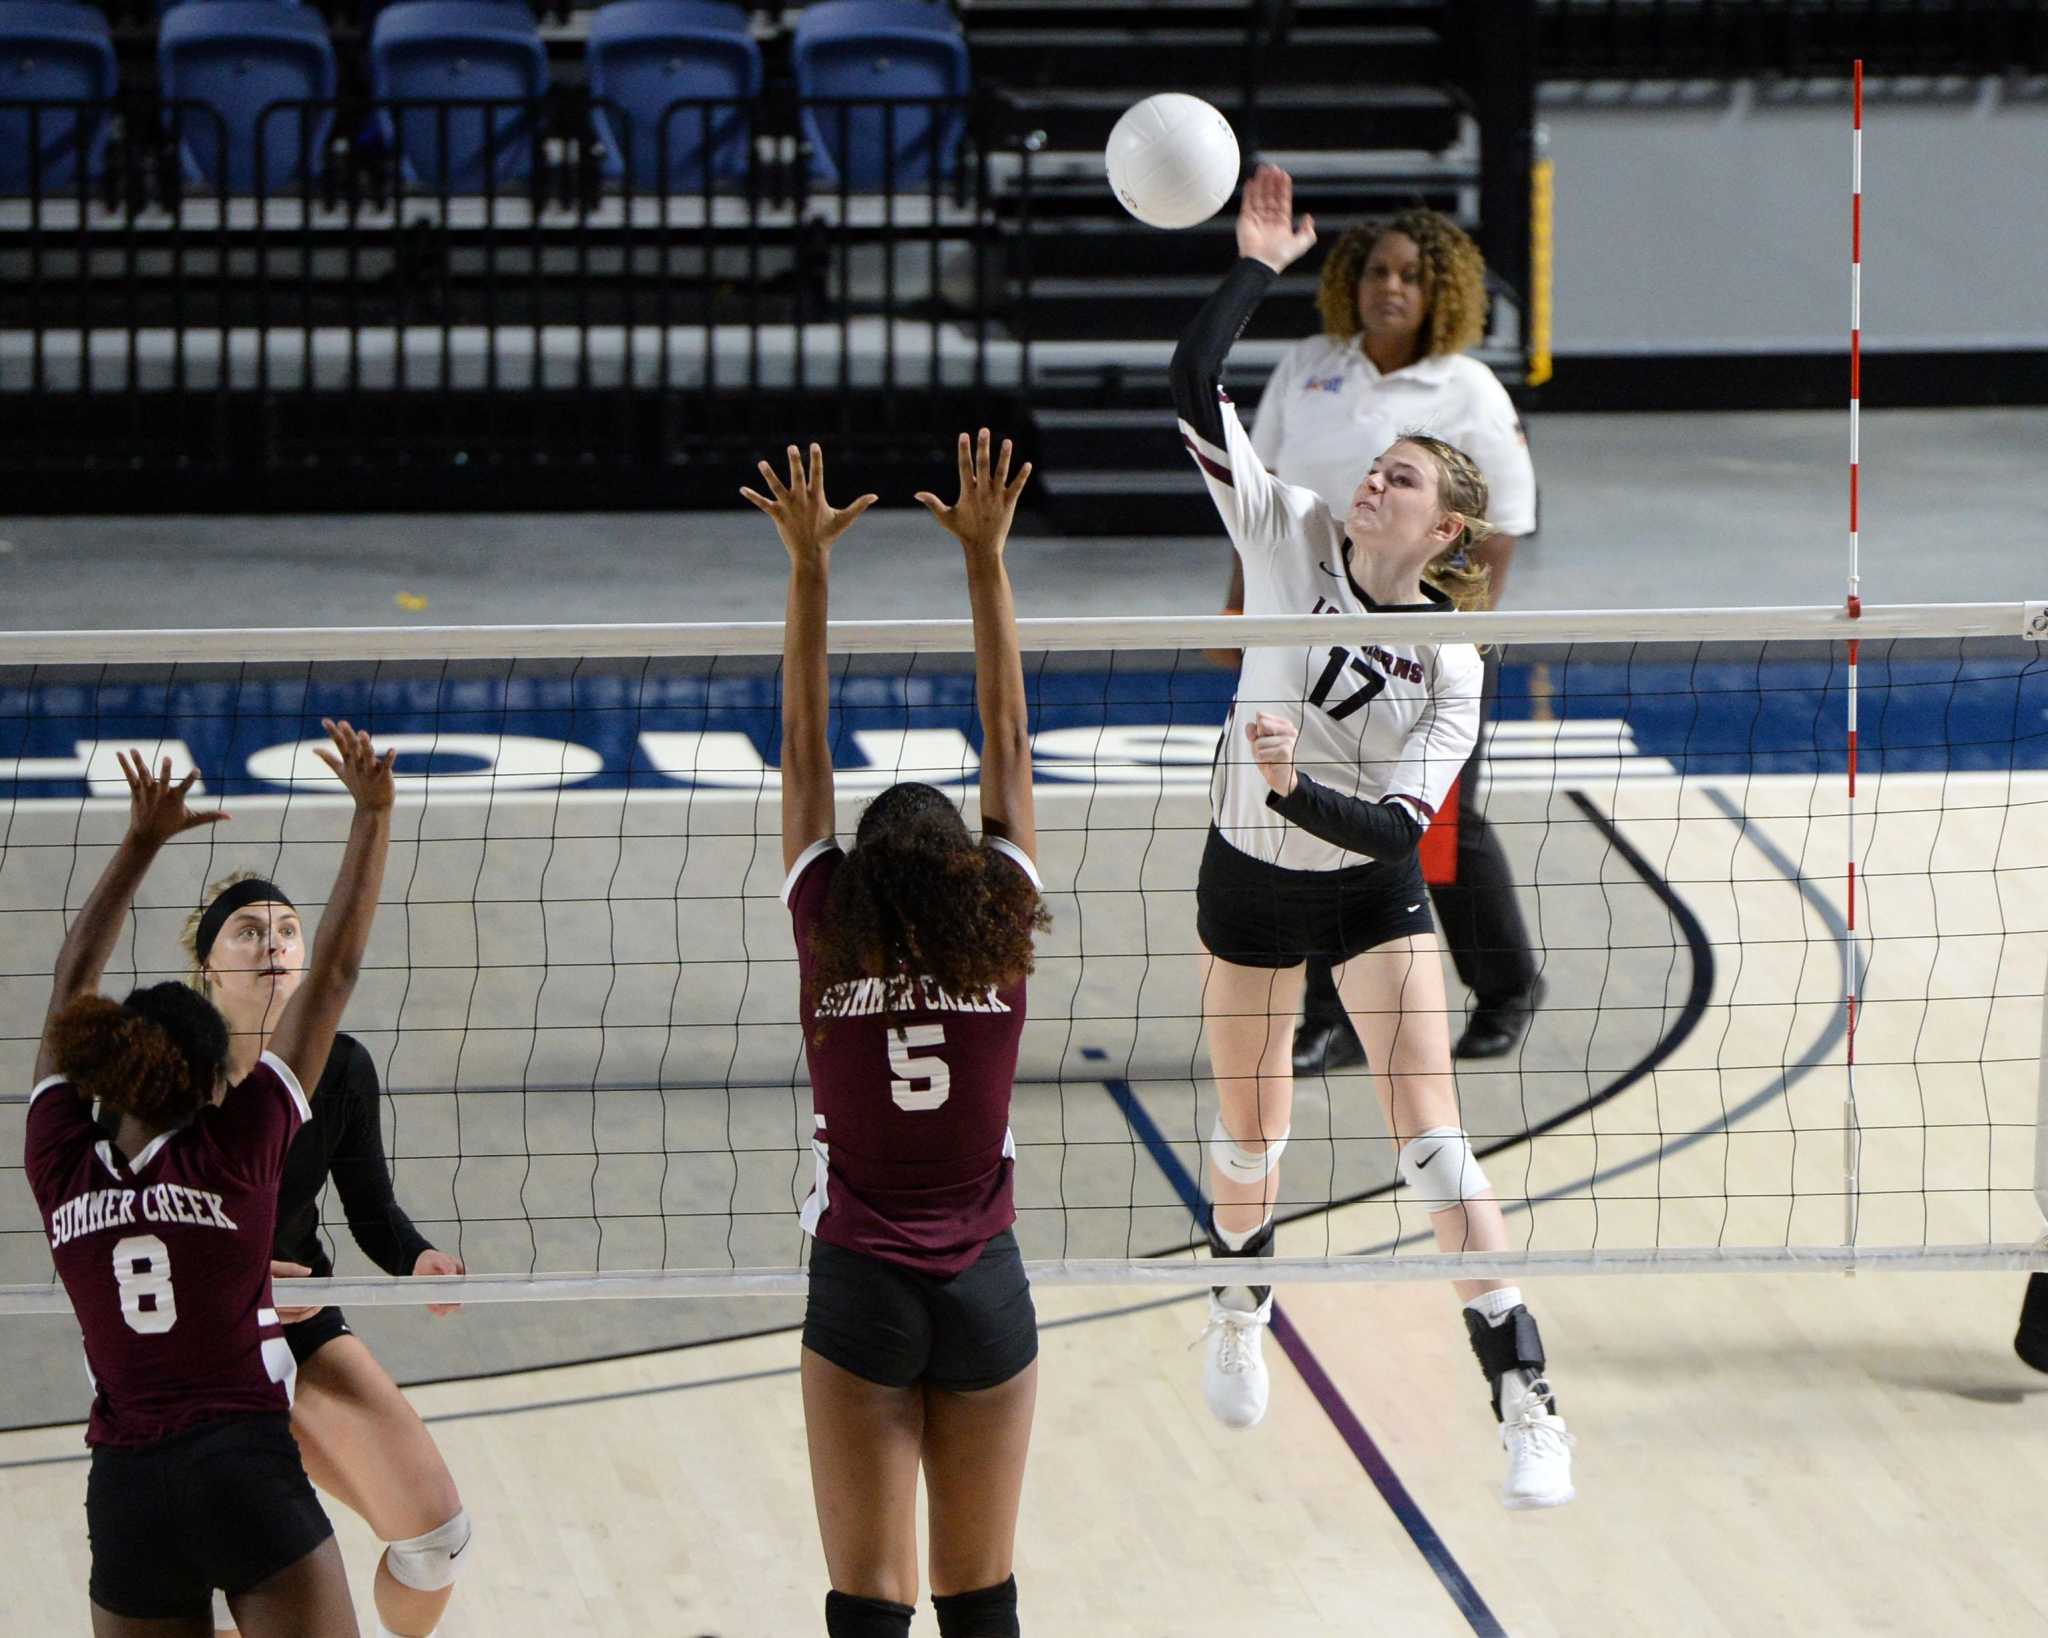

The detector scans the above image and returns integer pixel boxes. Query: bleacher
[8,1,2042,522]
[0,0,1551,522]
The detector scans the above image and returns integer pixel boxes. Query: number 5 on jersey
[889,1023,951,1111]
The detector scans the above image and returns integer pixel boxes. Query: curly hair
[1395,432,1497,614]
[49,984,228,1127]
[805,783,1050,1031]
[1315,209,1489,359]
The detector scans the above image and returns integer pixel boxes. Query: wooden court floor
[6,1269,2047,1635]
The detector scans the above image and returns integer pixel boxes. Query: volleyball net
[2,601,2045,1311]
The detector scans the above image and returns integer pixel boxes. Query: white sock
[1214,1214,1271,1253]
[377,1624,435,1638]
[1465,1285,1523,1326]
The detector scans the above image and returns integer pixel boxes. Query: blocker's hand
[741,442,878,565]
[1236,163,1316,275]
[914,428,1032,558]
[270,1261,324,1325]
[119,752,228,850]
[1246,711,1300,797]
[415,1247,466,1317]
[311,719,397,814]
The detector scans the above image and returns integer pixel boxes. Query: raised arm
[1171,166,1320,549]
[742,443,877,873]
[34,753,228,1083]
[916,428,1036,861]
[264,721,396,1094]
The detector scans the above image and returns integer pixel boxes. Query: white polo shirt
[1248,336,1537,535]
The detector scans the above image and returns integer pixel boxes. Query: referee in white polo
[1222,207,1543,1068]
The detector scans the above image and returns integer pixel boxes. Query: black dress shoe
[1454,976,1547,1061]
[2017,1274,2048,1374]
[1292,1017,1366,1076]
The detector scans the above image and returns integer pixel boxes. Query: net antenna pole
[1843,59,1865,1249]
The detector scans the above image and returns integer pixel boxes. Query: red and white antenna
[1844,59,1864,1247]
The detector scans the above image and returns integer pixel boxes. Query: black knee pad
[934,1576,1019,1638]
[1206,1212,1276,1307]
[1463,1304,1548,1418]
[825,1589,914,1637]
[2018,1273,2048,1374]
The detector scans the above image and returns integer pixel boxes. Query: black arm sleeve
[328,1040,434,1277]
[1169,257,1280,448]
[1264,777,1424,862]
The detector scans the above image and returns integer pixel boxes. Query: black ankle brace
[1207,1213,1276,1307]
[1463,1304,1550,1420]
[933,1575,1020,1637]
[825,1589,914,1637]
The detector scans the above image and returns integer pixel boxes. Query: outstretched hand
[119,751,229,848]
[914,428,1032,557]
[310,719,396,813]
[741,443,878,564]
[1236,163,1316,275]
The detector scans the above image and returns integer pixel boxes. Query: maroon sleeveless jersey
[25,1052,310,1447]
[784,837,1038,1278]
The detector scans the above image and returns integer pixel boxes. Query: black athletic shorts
[86,1412,333,1620]
[1196,824,1435,969]
[284,1300,354,1366]
[803,1228,1038,1392]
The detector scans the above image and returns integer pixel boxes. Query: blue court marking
[1084,1045,1509,1638]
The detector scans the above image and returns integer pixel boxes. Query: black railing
[0,90,1040,501]
[1538,0,2048,79]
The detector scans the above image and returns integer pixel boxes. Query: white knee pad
[384,1508,473,1593]
[1208,1115,1290,1186]
[211,1588,234,1632]
[1397,1127,1491,1212]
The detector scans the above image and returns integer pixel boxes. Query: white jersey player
[1168,163,1574,1510]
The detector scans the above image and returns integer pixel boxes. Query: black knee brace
[934,1575,1020,1638]
[1206,1212,1276,1308]
[1463,1304,1550,1421]
[825,1590,914,1637]
[2018,1273,2048,1374]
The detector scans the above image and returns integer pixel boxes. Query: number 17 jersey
[26,1054,310,1448]
[1181,389,1483,873]
[784,838,1038,1278]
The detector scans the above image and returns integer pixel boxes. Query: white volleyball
[1105,93,1241,230]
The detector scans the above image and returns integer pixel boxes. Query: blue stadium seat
[158,0,304,14]
[0,1,117,194]
[158,2,336,193]
[791,0,968,189]
[586,0,760,192]
[370,1,547,192]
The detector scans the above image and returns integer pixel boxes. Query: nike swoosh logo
[1404,903,1422,913]
[1317,560,1346,580]
[1415,1146,1441,1170]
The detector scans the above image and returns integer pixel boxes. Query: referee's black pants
[1304,650,1537,1024]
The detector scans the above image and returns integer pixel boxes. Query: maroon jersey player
[28,722,395,1638]
[742,432,1045,1638]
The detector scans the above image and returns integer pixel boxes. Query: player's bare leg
[277,1336,467,1637]
[922,1359,1038,1627]
[802,1347,926,1612]
[223,1536,357,1638]
[1195,955,1305,1428]
[1337,935,1574,1507]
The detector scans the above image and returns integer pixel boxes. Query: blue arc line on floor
[1085,1045,1508,1638]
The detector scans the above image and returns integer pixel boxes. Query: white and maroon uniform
[26,1053,309,1447]
[783,837,1040,1279]
[1180,375,1482,873]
